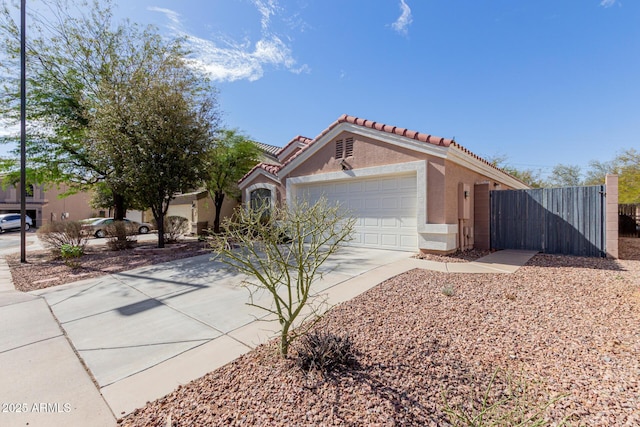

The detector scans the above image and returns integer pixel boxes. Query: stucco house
[238,114,529,254]
[165,141,282,234]
[0,182,46,226]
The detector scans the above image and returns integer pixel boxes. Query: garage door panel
[365,199,380,209]
[381,234,400,247]
[399,176,415,189]
[364,233,380,245]
[364,180,379,192]
[299,173,417,252]
[401,217,417,228]
[381,217,398,227]
[364,217,379,227]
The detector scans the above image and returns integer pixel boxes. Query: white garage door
[299,174,418,251]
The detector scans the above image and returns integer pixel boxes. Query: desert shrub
[442,285,456,296]
[105,220,137,251]
[36,220,87,255]
[211,198,355,357]
[295,330,359,374]
[441,368,568,427]
[151,216,189,243]
[60,244,84,268]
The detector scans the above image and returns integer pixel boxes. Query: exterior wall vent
[335,139,344,159]
[345,137,354,157]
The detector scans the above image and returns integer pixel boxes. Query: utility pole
[20,0,27,263]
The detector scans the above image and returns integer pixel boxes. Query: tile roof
[239,114,520,185]
[253,141,281,157]
[239,162,282,183]
[277,114,457,168]
[276,135,313,157]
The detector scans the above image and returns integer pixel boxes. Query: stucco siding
[287,131,426,179]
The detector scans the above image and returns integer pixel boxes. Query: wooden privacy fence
[490,186,606,257]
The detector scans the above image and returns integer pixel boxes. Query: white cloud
[252,0,279,31]
[391,0,413,35]
[149,3,308,82]
[599,0,618,7]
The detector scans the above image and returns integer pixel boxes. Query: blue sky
[5,0,640,178]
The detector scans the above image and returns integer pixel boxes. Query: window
[335,139,344,159]
[250,188,271,212]
[24,184,34,198]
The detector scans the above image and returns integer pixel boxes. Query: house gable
[237,114,529,253]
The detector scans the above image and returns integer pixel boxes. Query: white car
[0,213,33,232]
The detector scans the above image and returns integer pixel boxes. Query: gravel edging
[6,240,209,292]
[120,251,640,427]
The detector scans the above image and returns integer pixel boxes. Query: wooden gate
[490,186,606,257]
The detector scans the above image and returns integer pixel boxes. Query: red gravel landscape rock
[118,241,640,427]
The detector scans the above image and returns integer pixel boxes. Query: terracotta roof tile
[239,114,522,186]
[239,162,282,184]
[276,135,312,158]
[253,141,281,157]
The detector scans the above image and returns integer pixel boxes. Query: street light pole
[20,0,26,263]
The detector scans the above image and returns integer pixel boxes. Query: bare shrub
[210,197,355,357]
[152,216,189,243]
[36,221,87,255]
[295,330,359,374]
[105,220,137,251]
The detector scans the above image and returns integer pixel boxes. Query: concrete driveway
[31,246,414,417]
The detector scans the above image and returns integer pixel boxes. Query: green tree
[0,0,211,219]
[584,149,640,203]
[617,149,640,204]
[204,129,261,234]
[89,53,218,248]
[210,198,356,357]
[486,154,544,188]
[546,164,583,187]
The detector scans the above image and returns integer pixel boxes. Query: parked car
[0,213,33,232]
[80,218,152,238]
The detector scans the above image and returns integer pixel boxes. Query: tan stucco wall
[168,192,239,233]
[241,126,526,253]
[287,131,424,179]
[42,185,94,225]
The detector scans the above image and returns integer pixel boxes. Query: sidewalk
[0,248,536,426]
[0,292,116,426]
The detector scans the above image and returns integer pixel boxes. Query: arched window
[250,188,271,212]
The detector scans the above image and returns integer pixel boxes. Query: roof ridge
[276,135,313,157]
[239,162,282,184]
[239,114,526,186]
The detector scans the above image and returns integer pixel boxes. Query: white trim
[244,183,277,211]
[278,140,308,162]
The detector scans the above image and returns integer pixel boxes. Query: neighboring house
[166,141,282,234]
[41,184,95,225]
[42,185,150,226]
[239,114,529,254]
[0,183,46,226]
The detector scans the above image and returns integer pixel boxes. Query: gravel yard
[119,240,640,427]
[6,239,209,291]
